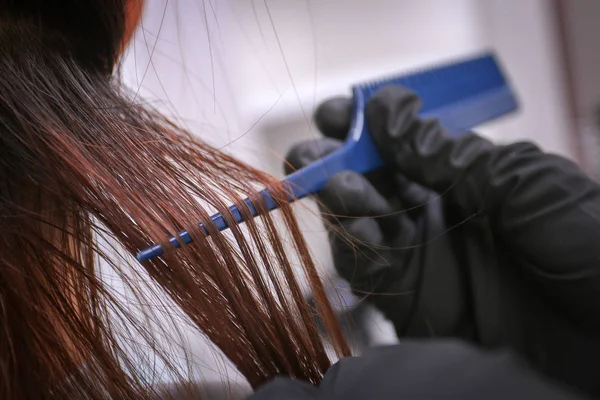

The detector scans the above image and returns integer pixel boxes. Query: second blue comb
[137,52,518,262]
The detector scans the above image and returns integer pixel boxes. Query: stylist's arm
[285,85,600,397]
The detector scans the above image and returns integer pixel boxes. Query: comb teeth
[355,52,507,103]
[354,51,517,136]
[355,51,497,91]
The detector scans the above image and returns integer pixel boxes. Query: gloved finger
[284,137,342,175]
[366,85,422,139]
[319,171,392,217]
[393,173,435,210]
[366,85,458,193]
[331,217,392,282]
[314,97,353,141]
[361,168,433,208]
[319,171,416,241]
[331,217,419,327]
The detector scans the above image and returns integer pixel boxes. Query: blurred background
[119,0,600,387]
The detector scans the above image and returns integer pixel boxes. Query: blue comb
[137,52,518,262]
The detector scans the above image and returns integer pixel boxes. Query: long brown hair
[0,1,349,398]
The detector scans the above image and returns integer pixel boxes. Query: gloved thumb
[284,137,342,175]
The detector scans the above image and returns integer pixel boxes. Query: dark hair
[1,0,126,73]
[0,1,349,398]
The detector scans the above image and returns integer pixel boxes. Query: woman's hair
[0,0,349,398]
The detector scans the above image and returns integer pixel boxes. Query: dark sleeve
[370,113,600,334]
[248,341,589,400]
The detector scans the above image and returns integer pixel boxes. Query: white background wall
[561,0,600,118]
[120,0,574,387]
[123,0,575,169]
[559,0,600,176]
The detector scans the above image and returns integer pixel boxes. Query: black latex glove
[249,340,590,400]
[285,88,469,339]
[285,86,600,397]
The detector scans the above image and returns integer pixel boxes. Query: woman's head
[0,1,348,398]
[1,0,134,73]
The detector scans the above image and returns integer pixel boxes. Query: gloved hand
[285,86,471,338]
[285,85,600,397]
